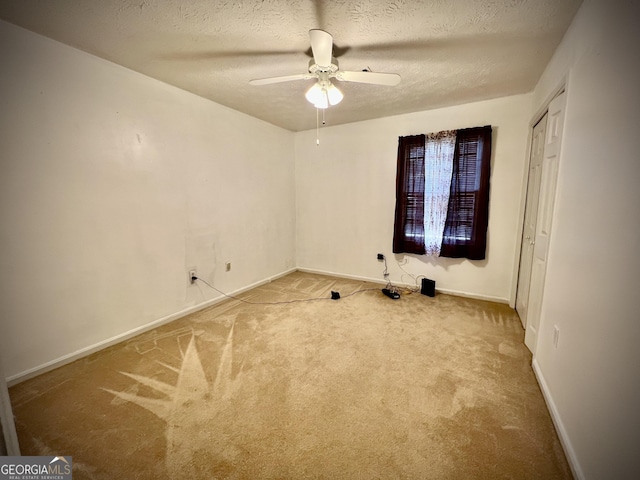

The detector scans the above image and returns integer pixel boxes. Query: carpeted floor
[9,271,572,479]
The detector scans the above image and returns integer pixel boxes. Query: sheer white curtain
[424,130,457,256]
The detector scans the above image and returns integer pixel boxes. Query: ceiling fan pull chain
[316,107,320,146]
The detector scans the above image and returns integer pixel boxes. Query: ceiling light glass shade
[305,82,328,108]
[326,83,343,106]
[315,92,329,109]
[306,81,342,109]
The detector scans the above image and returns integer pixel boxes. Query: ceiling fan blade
[304,44,350,59]
[309,29,333,67]
[335,70,401,86]
[249,73,314,86]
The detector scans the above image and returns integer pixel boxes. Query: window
[393,126,492,260]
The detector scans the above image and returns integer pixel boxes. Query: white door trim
[0,355,20,455]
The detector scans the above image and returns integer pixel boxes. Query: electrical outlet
[225,262,231,272]
[188,269,197,284]
[553,325,560,348]
[377,253,384,261]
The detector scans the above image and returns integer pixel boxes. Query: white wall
[529,0,640,478]
[0,21,296,381]
[294,94,531,302]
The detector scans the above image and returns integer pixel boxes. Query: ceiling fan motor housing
[308,58,339,76]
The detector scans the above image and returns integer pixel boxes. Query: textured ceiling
[0,0,582,132]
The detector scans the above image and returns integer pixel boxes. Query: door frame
[0,354,20,455]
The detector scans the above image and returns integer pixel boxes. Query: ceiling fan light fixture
[327,82,343,106]
[314,96,329,109]
[305,81,342,109]
[305,82,328,109]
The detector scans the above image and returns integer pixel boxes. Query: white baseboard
[532,359,584,480]
[297,267,390,286]
[435,286,509,304]
[7,266,506,385]
[7,268,297,386]
[297,267,510,304]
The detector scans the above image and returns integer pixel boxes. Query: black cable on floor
[193,276,380,305]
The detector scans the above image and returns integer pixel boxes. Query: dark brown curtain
[440,125,492,260]
[393,134,426,254]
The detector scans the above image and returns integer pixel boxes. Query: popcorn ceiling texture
[0,0,581,131]
[9,272,572,479]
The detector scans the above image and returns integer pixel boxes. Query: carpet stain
[103,325,238,479]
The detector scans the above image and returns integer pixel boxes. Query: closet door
[524,91,566,353]
[516,113,547,329]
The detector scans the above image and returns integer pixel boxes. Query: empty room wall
[528,0,640,478]
[0,21,296,382]
[294,94,531,302]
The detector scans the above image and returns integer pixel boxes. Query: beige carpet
[9,271,572,479]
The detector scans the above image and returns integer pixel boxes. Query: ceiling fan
[249,29,401,109]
